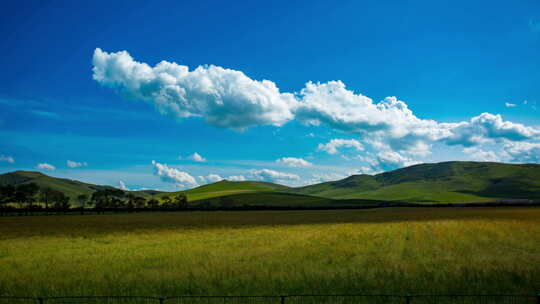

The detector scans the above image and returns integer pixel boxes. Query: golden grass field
[0,207,539,296]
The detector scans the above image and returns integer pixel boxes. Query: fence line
[1,294,539,304]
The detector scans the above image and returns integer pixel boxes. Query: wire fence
[1,295,538,304]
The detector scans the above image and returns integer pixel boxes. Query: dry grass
[0,208,539,296]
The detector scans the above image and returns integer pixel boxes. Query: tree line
[0,183,188,213]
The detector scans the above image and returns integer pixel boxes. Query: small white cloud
[66,160,88,168]
[0,155,14,164]
[505,102,517,108]
[227,175,246,181]
[199,174,230,184]
[317,138,364,154]
[276,157,312,167]
[205,173,223,183]
[358,167,375,174]
[307,172,346,184]
[36,163,56,171]
[462,147,501,162]
[151,160,198,188]
[376,151,419,171]
[118,180,129,190]
[188,152,206,162]
[503,141,540,163]
[249,169,299,182]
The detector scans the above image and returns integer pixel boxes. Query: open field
[0,208,539,296]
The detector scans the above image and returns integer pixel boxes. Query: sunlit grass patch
[0,208,539,296]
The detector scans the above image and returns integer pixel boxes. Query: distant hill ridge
[1,161,540,204]
[0,170,159,200]
[291,161,540,202]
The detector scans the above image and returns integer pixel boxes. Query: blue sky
[1,0,540,191]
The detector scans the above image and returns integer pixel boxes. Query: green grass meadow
[1,208,539,296]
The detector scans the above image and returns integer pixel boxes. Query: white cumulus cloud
[376,151,420,171]
[276,157,312,167]
[93,48,297,130]
[505,102,517,108]
[503,142,540,163]
[118,180,129,190]
[205,173,223,183]
[248,169,299,182]
[317,138,364,154]
[444,113,540,147]
[67,160,88,168]
[227,175,247,181]
[308,172,346,184]
[93,49,540,167]
[151,160,198,188]
[462,147,502,162]
[36,163,56,171]
[188,152,206,162]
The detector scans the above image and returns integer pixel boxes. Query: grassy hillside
[189,192,385,208]
[2,161,540,205]
[0,170,160,201]
[291,161,540,202]
[162,180,290,201]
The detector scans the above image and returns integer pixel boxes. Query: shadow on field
[1,207,538,239]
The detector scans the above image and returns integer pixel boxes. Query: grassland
[166,180,290,202]
[0,171,160,201]
[3,162,540,207]
[291,162,540,202]
[1,208,539,296]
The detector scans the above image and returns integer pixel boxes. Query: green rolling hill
[160,180,290,201]
[0,170,161,201]
[290,161,540,203]
[189,192,382,208]
[1,161,540,207]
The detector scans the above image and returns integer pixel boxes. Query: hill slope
[290,161,540,202]
[161,180,290,201]
[0,171,160,201]
[2,161,540,205]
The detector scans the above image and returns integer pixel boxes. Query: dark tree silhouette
[52,192,70,211]
[0,185,16,206]
[77,194,89,214]
[91,189,125,209]
[134,197,147,208]
[16,183,40,210]
[39,187,55,210]
[174,194,188,209]
[147,198,159,208]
